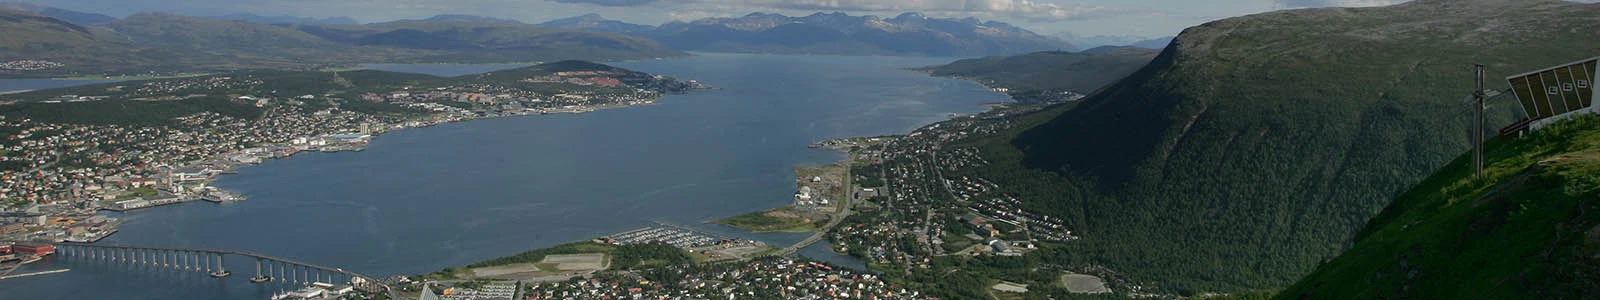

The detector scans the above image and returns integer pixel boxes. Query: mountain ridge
[931,0,1600,294]
[916,47,1159,102]
[646,12,1074,57]
[0,10,684,77]
[536,13,653,34]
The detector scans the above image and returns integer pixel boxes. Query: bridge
[50,242,396,297]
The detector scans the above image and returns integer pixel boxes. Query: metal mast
[1474,64,1486,179]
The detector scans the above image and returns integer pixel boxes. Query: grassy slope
[943,0,1600,294]
[919,47,1159,93]
[715,207,821,233]
[0,8,159,75]
[1279,116,1600,299]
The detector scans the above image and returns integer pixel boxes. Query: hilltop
[1278,116,1600,298]
[909,0,1600,294]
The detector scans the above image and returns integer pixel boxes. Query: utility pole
[1474,64,1486,179]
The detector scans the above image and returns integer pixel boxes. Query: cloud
[549,0,660,6]
[1273,0,1409,8]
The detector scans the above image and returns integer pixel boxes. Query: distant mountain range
[536,12,1075,57]
[209,13,358,25]
[0,3,1088,75]
[0,1,113,25]
[0,8,684,77]
[537,13,653,34]
[642,12,1073,57]
[1056,32,1173,49]
[418,14,524,24]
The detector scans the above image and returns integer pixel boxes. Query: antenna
[1474,64,1485,180]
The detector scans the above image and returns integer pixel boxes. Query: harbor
[601,222,769,262]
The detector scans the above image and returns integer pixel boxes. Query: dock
[0,269,69,280]
[603,227,655,240]
[653,221,734,240]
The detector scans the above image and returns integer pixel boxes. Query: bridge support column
[209,254,230,278]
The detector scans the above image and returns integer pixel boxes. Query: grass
[417,242,617,280]
[115,186,158,200]
[713,207,821,233]
[1276,116,1600,299]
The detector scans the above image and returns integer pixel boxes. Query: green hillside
[1278,116,1600,299]
[933,0,1600,294]
[0,8,161,76]
[107,13,408,65]
[918,47,1158,94]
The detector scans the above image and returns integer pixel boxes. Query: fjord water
[0,53,1009,299]
[0,79,115,93]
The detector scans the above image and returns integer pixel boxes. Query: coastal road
[774,151,854,257]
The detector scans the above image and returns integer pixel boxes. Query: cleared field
[542,253,607,271]
[992,282,1029,293]
[468,253,607,280]
[1061,273,1111,294]
[469,263,543,278]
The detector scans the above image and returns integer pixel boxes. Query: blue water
[0,53,1004,299]
[0,79,115,92]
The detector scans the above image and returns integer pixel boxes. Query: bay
[0,79,115,93]
[0,53,1006,299]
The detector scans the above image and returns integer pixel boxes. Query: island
[0,60,703,245]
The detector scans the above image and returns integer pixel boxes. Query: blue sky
[16,0,1585,37]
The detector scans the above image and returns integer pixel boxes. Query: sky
[11,0,1565,37]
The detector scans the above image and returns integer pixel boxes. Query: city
[0,64,700,255]
[2,0,1598,299]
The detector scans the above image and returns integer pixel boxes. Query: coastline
[94,96,669,217]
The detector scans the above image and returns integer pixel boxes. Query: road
[774,150,854,257]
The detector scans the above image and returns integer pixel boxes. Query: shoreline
[90,97,670,227]
[80,62,1013,277]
